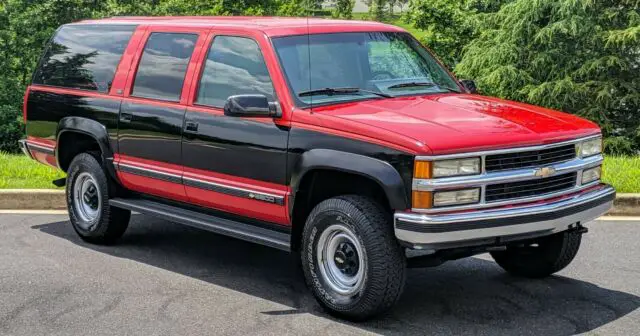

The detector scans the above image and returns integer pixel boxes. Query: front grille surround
[412,135,604,213]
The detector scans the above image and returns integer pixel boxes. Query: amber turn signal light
[412,191,433,209]
[414,161,432,179]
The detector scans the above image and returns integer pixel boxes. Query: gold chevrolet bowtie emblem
[534,167,556,178]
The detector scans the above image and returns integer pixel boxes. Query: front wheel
[490,230,582,278]
[66,153,130,244]
[301,195,406,321]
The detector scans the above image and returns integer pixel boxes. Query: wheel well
[290,169,392,251]
[57,131,102,172]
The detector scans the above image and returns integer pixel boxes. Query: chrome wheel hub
[73,172,101,227]
[317,224,365,296]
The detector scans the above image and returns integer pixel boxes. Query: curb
[0,190,638,216]
[607,193,640,216]
[0,190,66,210]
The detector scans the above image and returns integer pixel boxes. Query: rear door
[181,31,291,225]
[116,26,208,202]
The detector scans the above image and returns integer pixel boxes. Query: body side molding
[290,148,409,210]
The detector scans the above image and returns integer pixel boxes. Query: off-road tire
[66,153,130,244]
[301,195,406,321]
[490,230,582,278]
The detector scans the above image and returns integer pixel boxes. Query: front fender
[291,149,409,210]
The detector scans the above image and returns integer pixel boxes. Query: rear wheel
[66,153,130,244]
[490,230,582,278]
[301,195,406,321]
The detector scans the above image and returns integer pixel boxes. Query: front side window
[132,33,198,101]
[33,24,135,92]
[196,36,275,108]
[272,32,461,107]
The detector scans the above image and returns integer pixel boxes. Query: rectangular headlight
[579,137,602,158]
[433,188,480,207]
[432,158,480,178]
[581,166,601,184]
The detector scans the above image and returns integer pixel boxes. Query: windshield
[272,32,461,107]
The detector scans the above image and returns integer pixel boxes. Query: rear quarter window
[33,24,136,93]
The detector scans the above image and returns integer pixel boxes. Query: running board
[109,198,291,251]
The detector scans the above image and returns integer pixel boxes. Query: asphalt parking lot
[0,213,638,336]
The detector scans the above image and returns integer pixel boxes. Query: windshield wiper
[387,82,461,93]
[298,87,393,98]
[387,81,437,89]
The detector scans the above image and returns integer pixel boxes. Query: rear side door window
[132,33,198,101]
[196,36,275,108]
[33,24,136,92]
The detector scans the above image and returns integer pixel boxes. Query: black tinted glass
[273,32,461,107]
[33,24,135,92]
[197,36,274,108]
[132,33,198,101]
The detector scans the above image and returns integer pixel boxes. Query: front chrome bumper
[394,184,615,250]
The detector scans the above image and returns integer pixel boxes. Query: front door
[116,27,207,202]
[181,33,290,225]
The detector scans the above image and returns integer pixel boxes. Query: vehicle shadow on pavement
[32,215,640,336]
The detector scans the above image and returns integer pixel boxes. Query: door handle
[120,112,133,123]
[184,121,199,133]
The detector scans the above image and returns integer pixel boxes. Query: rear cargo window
[33,24,135,93]
[132,33,198,102]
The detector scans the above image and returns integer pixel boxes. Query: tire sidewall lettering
[305,210,367,308]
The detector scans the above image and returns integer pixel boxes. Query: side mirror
[223,94,280,118]
[459,80,478,94]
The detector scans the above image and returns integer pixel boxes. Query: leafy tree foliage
[0,0,307,153]
[455,0,640,154]
[366,0,389,20]
[406,0,508,68]
[332,0,355,19]
[0,0,637,156]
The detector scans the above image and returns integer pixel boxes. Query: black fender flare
[290,149,409,210]
[56,117,119,183]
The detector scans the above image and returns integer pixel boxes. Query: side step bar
[109,198,291,251]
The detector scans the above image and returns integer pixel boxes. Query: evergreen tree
[455,0,640,154]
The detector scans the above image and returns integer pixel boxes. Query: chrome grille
[485,144,576,172]
[485,172,577,202]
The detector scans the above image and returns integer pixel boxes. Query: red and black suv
[20,17,614,320]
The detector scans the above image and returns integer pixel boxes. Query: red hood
[308,94,600,155]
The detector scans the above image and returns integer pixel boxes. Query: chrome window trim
[415,134,601,161]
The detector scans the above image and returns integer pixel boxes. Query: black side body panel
[117,101,186,165]
[292,149,408,209]
[287,127,414,210]
[27,91,121,147]
[182,110,289,184]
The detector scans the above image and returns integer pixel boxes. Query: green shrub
[604,136,637,156]
[0,105,23,154]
